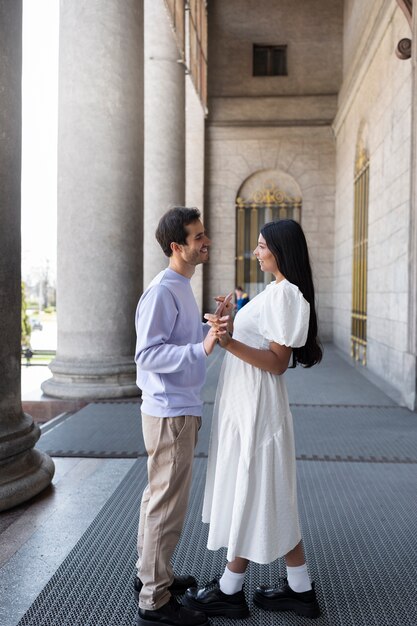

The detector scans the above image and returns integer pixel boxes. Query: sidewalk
[1,344,416,626]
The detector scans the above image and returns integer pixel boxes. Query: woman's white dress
[202,279,310,564]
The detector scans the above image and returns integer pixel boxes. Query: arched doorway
[235,170,302,297]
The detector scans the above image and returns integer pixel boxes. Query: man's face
[180,219,211,266]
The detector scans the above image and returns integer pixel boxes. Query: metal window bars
[235,186,302,298]
[351,149,369,365]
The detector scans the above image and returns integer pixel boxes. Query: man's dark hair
[156,207,201,257]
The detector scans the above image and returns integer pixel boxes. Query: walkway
[1,344,416,626]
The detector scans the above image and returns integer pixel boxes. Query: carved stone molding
[396,0,412,25]
[396,0,412,59]
[396,37,412,59]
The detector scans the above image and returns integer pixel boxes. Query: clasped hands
[203,293,234,355]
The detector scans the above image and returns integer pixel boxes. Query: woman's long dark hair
[261,219,322,368]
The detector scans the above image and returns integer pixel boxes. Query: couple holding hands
[134,207,322,626]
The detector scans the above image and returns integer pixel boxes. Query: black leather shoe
[183,578,249,618]
[136,596,209,625]
[134,575,197,601]
[253,579,320,619]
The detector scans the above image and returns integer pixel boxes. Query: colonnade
[0,0,203,510]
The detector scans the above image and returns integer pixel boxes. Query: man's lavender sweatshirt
[135,268,209,417]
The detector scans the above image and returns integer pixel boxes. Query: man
[134,207,224,626]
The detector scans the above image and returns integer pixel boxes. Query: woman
[184,219,322,620]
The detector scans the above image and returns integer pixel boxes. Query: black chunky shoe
[253,578,320,619]
[134,575,197,601]
[183,578,250,618]
[136,596,209,626]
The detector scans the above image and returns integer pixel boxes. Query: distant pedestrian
[234,286,249,311]
[184,219,323,620]
[24,347,33,366]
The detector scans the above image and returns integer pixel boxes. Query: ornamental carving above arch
[236,170,302,209]
[395,0,412,59]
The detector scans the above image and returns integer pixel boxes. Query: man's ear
[170,241,182,254]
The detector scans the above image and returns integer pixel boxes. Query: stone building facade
[334,1,415,406]
[204,0,342,341]
[1,0,416,510]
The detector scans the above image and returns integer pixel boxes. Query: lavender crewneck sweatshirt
[135,268,209,417]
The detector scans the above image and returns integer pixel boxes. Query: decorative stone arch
[351,125,370,365]
[235,169,302,297]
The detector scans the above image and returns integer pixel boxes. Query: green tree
[21,281,32,348]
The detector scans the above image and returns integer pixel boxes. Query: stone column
[0,0,54,511]
[143,0,186,288]
[186,75,206,312]
[42,0,143,399]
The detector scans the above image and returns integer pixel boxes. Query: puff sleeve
[259,281,310,347]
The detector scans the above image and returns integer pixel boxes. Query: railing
[21,349,56,366]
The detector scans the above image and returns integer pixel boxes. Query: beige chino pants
[136,413,201,610]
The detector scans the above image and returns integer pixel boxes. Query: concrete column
[186,74,206,312]
[0,0,54,511]
[42,0,143,399]
[143,0,186,288]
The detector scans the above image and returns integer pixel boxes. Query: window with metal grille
[235,188,301,298]
[253,44,287,76]
[351,150,369,365]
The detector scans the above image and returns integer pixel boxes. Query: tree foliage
[21,281,32,348]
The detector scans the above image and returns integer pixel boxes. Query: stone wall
[204,126,336,341]
[333,3,413,405]
[204,0,343,340]
[208,0,343,97]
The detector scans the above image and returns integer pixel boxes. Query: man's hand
[203,326,218,356]
[203,314,229,355]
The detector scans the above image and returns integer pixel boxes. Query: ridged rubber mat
[17,458,417,626]
[36,402,417,463]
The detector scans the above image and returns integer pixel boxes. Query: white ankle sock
[286,563,312,593]
[219,566,245,595]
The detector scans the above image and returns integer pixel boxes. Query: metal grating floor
[36,402,214,459]
[37,403,144,458]
[291,405,417,462]
[16,457,417,626]
[36,402,417,463]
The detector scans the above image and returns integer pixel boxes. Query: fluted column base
[0,416,55,512]
[41,357,139,399]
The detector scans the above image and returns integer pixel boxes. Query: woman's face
[253,233,278,275]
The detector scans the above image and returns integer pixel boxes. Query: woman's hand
[216,329,232,348]
[214,292,234,316]
[203,314,229,355]
[213,293,234,334]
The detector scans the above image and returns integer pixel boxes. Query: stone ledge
[22,399,89,424]
[208,94,338,125]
